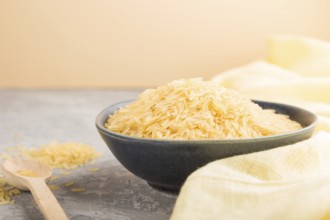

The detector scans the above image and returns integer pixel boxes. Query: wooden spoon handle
[25,178,68,220]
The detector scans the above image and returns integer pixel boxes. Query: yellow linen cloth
[171,36,330,220]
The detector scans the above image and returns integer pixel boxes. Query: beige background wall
[1,0,330,88]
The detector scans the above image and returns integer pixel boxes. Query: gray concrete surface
[0,89,177,220]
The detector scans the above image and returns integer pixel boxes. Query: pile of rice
[21,142,100,169]
[105,78,302,140]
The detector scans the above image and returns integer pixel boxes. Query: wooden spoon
[2,158,68,220]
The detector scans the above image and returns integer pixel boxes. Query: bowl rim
[95,99,318,144]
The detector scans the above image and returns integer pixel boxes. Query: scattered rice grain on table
[64,181,74,187]
[0,177,20,205]
[70,188,85,192]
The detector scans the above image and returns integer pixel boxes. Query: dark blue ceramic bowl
[96,100,317,191]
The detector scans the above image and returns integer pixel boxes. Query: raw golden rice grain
[48,184,59,191]
[16,170,39,177]
[64,181,74,187]
[88,167,101,172]
[70,188,85,192]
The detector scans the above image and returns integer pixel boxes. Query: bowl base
[147,181,180,194]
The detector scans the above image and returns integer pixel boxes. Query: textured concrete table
[0,90,177,220]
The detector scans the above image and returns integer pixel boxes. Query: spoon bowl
[2,158,52,190]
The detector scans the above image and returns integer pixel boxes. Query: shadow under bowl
[96,100,317,191]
